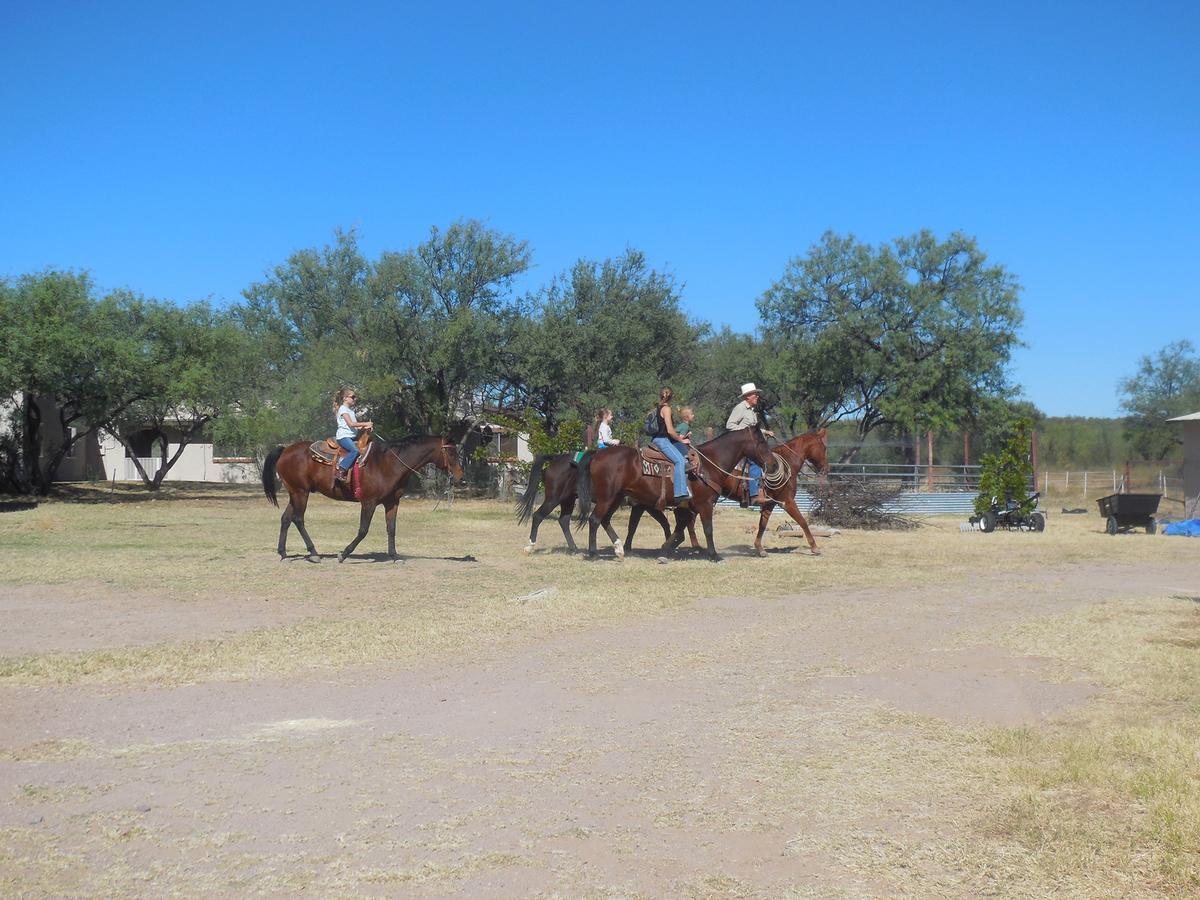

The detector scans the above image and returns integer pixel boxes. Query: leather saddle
[309,433,373,468]
[639,445,700,509]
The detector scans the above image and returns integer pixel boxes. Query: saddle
[309,433,373,469]
[639,445,700,509]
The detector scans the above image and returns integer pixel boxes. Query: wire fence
[1037,469,1182,498]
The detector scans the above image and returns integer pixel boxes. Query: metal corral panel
[718,490,977,515]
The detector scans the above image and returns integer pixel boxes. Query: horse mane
[386,434,439,450]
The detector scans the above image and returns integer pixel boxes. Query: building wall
[1184,421,1200,505]
[56,425,254,485]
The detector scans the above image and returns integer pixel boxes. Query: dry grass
[979,597,1200,894]
[1,485,1192,687]
[3,485,1199,895]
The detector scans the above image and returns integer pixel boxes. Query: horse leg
[384,498,400,560]
[338,501,378,563]
[558,499,578,553]
[280,488,318,559]
[754,500,777,557]
[587,512,599,557]
[601,507,624,558]
[588,501,614,556]
[686,513,701,549]
[525,495,557,554]
[782,496,821,555]
[626,505,650,553]
[662,514,687,554]
[699,508,720,561]
[277,500,294,559]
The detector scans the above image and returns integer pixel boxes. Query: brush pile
[806,478,921,530]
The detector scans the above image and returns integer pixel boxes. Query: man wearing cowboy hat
[726,382,775,505]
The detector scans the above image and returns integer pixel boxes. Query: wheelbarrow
[1097,492,1161,534]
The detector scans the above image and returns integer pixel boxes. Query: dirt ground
[1,492,1198,896]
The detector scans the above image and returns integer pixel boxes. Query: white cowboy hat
[740,382,760,398]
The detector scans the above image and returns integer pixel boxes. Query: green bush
[975,418,1035,516]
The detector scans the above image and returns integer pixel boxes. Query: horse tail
[262,446,284,507]
[516,454,550,524]
[575,451,594,527]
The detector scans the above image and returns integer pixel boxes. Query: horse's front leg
[339,501,378,563]
[699,507,720,561]
[782,496,820,555]
[754,500,777,557]
[384,498,400,560]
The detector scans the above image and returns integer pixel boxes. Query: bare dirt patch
[2,495,1198,895]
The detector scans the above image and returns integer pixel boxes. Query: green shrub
[975,418,1035,516]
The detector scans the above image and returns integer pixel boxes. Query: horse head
[439,436,466,482]
[753,425,773,464]
[806,427,830,474]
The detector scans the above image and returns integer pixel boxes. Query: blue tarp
[1163,519,1200,536]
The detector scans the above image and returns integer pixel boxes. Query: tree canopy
[758,230,1023,456]
[1118,340,1200,460]
[2,223,1051,493]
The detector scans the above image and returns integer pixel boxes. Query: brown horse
[262,435,464,562]
[516,452,700,554]
[576,427,771,561]
[751,428,830,556]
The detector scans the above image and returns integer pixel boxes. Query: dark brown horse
[751,428,830,556]
[516,452,699,554]
[262,435,464,562]
[576,427,771,561]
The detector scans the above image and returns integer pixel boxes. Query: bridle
[372,434,460,475]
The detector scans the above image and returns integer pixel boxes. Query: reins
[690,432,772,487]
[371,433,457,475]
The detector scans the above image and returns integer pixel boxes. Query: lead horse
[576,427,772,561]
[750,428,830,556]
[517,452,701,554]
[262,435,464,561]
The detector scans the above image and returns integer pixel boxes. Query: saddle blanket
[639,446,698,479]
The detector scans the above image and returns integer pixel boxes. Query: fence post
[927,430,934,492]
[1112,469,1116,491]
[1083,471,1088,497]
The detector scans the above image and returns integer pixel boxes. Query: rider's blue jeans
[748,461,763,499]
[652,437,690,499]
[337,436,359,470]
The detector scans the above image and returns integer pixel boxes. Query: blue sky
[3,1,1197,417]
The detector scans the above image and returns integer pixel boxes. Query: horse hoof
[756,548,767,558]
[656,556,669,565]
[523,542,536,555]
[614,544,625,559]
[810,548,822,556]
[337,552,347,564]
